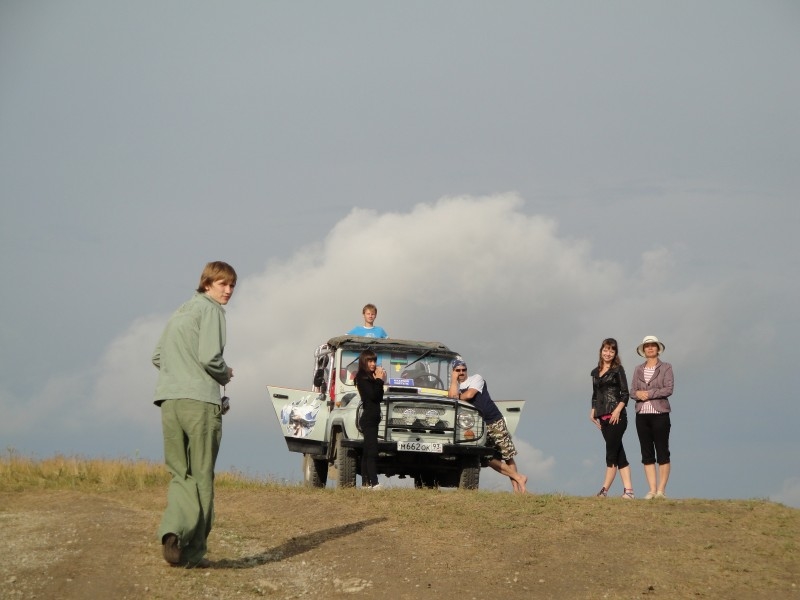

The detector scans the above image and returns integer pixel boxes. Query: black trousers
[600,413,629,468]
[360,414,380,486]
[636,412,671,465]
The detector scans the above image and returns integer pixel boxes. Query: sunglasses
[454,368,467,372]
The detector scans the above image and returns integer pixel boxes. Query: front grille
[380,397,484,443]
[389,406,450,428]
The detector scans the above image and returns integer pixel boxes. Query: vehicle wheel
[302,453,328,488]
[335,434,357,488]
[458,457,480,490]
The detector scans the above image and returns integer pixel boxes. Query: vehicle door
[495,400,525,436]
[268,386,330,452]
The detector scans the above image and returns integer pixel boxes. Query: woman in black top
[354,350,386,489]
[589,338,634,499]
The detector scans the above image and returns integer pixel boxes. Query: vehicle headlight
[424,409,440,427]
[457,413,475,430]
[402,408,416,426]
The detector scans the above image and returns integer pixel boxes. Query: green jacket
[152,292,231,406]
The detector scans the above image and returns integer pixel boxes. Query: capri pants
[635,412,671,465]
[600,412,629,469]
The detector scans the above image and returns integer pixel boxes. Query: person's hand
[590,410,601,430]
[635,390,648,401]
[375,366,386,380]
[450,370,460,395]
[228,367,234,379]
[609,409,621,425]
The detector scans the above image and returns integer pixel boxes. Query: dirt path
[1,487,798,599]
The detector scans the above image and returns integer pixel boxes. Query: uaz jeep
[267,335,524,489]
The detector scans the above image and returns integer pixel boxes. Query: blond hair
[196,261,237,293]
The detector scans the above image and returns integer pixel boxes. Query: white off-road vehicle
[267,335,524,489]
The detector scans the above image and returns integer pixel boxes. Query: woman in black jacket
[354,349,386,489]
[589,338,634,499]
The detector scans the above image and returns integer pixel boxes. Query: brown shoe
[162,533,182,565]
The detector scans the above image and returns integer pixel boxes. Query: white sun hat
[636,335,665,357]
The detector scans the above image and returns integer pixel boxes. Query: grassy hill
[1,455,798,599]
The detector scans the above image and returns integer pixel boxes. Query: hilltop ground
[1,480,798,600]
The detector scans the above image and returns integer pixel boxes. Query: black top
[461,380,503,424]
[590,365,629,416]
[356,376,384,425]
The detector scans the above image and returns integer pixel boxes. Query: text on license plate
[397,441,443,453]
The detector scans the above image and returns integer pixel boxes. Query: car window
[340,349,453,391]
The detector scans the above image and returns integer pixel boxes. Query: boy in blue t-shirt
[347,303,388,338]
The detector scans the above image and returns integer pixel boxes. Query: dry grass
[1,453,799,599]
[0,450,168,491]
[0,450,277,492]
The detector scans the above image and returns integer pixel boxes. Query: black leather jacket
[591,365,629,417]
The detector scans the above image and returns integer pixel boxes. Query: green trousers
[157,399,222,564]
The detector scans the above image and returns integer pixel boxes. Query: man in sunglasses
[448,359,528,493]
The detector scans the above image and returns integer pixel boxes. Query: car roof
[327,335,458,356]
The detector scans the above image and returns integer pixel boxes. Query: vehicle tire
[302,453,328,488]
[335,434,357,488]
[457,457,480,490]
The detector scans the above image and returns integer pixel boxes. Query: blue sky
[1,1,798,506]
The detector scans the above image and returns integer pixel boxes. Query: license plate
[397,441,443,453]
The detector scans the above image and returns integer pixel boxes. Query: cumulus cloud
[228,193,637,403]
[90,315,164,425]
[479,437,556,492]
[6,194,752,489]
[771,477,800,509]
[0,372,93,438]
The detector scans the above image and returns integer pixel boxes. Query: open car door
[496,400,525,436]
[267,386,330,455]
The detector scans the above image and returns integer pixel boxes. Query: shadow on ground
[212,517,387,569]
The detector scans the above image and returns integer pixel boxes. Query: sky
[1,1,799,507]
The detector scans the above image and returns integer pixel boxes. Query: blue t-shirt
[459,374,503,424]
[347,325,388,338]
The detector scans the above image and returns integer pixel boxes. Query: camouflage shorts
[485,418,517,462]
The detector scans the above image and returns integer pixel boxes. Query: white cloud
[8,194,788,498]
[479,437,556,493]
[770,477,800,509]
[0,372,92,438]
[227,192,618,397]
[53,194,597,472]
[2,1,798,505]
[90,315,164,425]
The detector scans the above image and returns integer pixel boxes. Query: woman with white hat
[630,335,674,499]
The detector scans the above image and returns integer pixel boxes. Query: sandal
[596,487,608,498]
[622,488,635,500]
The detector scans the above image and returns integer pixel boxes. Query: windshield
[340,349,454,391]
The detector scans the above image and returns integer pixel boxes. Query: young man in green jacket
[152,261,237,568]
